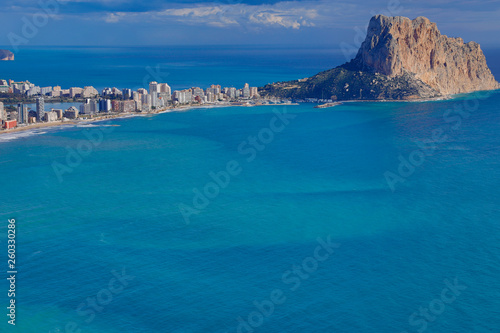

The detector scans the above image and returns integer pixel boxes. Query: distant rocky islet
[0,49,14,61]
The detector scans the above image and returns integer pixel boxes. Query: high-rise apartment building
[36,97,45,122]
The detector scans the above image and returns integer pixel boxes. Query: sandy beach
[0,102,291,137]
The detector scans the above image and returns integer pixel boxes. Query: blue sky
[1,0,499,47]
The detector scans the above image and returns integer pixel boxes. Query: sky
[0,0,499,48]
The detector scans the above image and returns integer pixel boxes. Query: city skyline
[0,75,270,129]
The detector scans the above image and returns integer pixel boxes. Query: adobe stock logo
[235,236,340,333]
[48,268,135,333]
[400,277,467,333]
[178,107,297,225]
[52,126,115,183]
[384,90,492,192]
[8,0,62,52]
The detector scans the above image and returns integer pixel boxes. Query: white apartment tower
[243,83,250,99]
[149,82,159,108]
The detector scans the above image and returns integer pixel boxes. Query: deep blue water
[0,45,349,91]
[0,47,500,332]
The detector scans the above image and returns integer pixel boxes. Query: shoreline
[0,102,297,138]
[311,88,499,106]
[2,89,496,139]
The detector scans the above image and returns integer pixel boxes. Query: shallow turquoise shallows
[1,89,500,332]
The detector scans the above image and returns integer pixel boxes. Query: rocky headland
[261,15,499,101]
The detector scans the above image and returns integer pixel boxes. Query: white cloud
[150,2,322,29]
[58,0,127,3]
[89,1,359,30]
[248,8,318,29]
[160,6,224,18]
[105,12,125,23]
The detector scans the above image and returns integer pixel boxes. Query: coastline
[0,121,77,134]
[0,101,297,139]
[313,88,499,106]
[2,89,497,139]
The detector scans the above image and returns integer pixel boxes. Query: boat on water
[314,102,342,109]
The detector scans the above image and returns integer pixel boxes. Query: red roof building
[3,120,17,129]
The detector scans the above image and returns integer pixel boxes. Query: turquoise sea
[1,47,500,332]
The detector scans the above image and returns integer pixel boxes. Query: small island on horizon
[0,49,14,61]
[261,15,500,101]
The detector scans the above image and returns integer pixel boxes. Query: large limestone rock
[261,15,499,100]
[355,15,499,95]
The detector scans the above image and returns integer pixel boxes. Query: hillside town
[0,79,285,131]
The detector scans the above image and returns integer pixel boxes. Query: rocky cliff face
[354,15,499,95]
[0,50,14,61]
[261,15,499,100]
